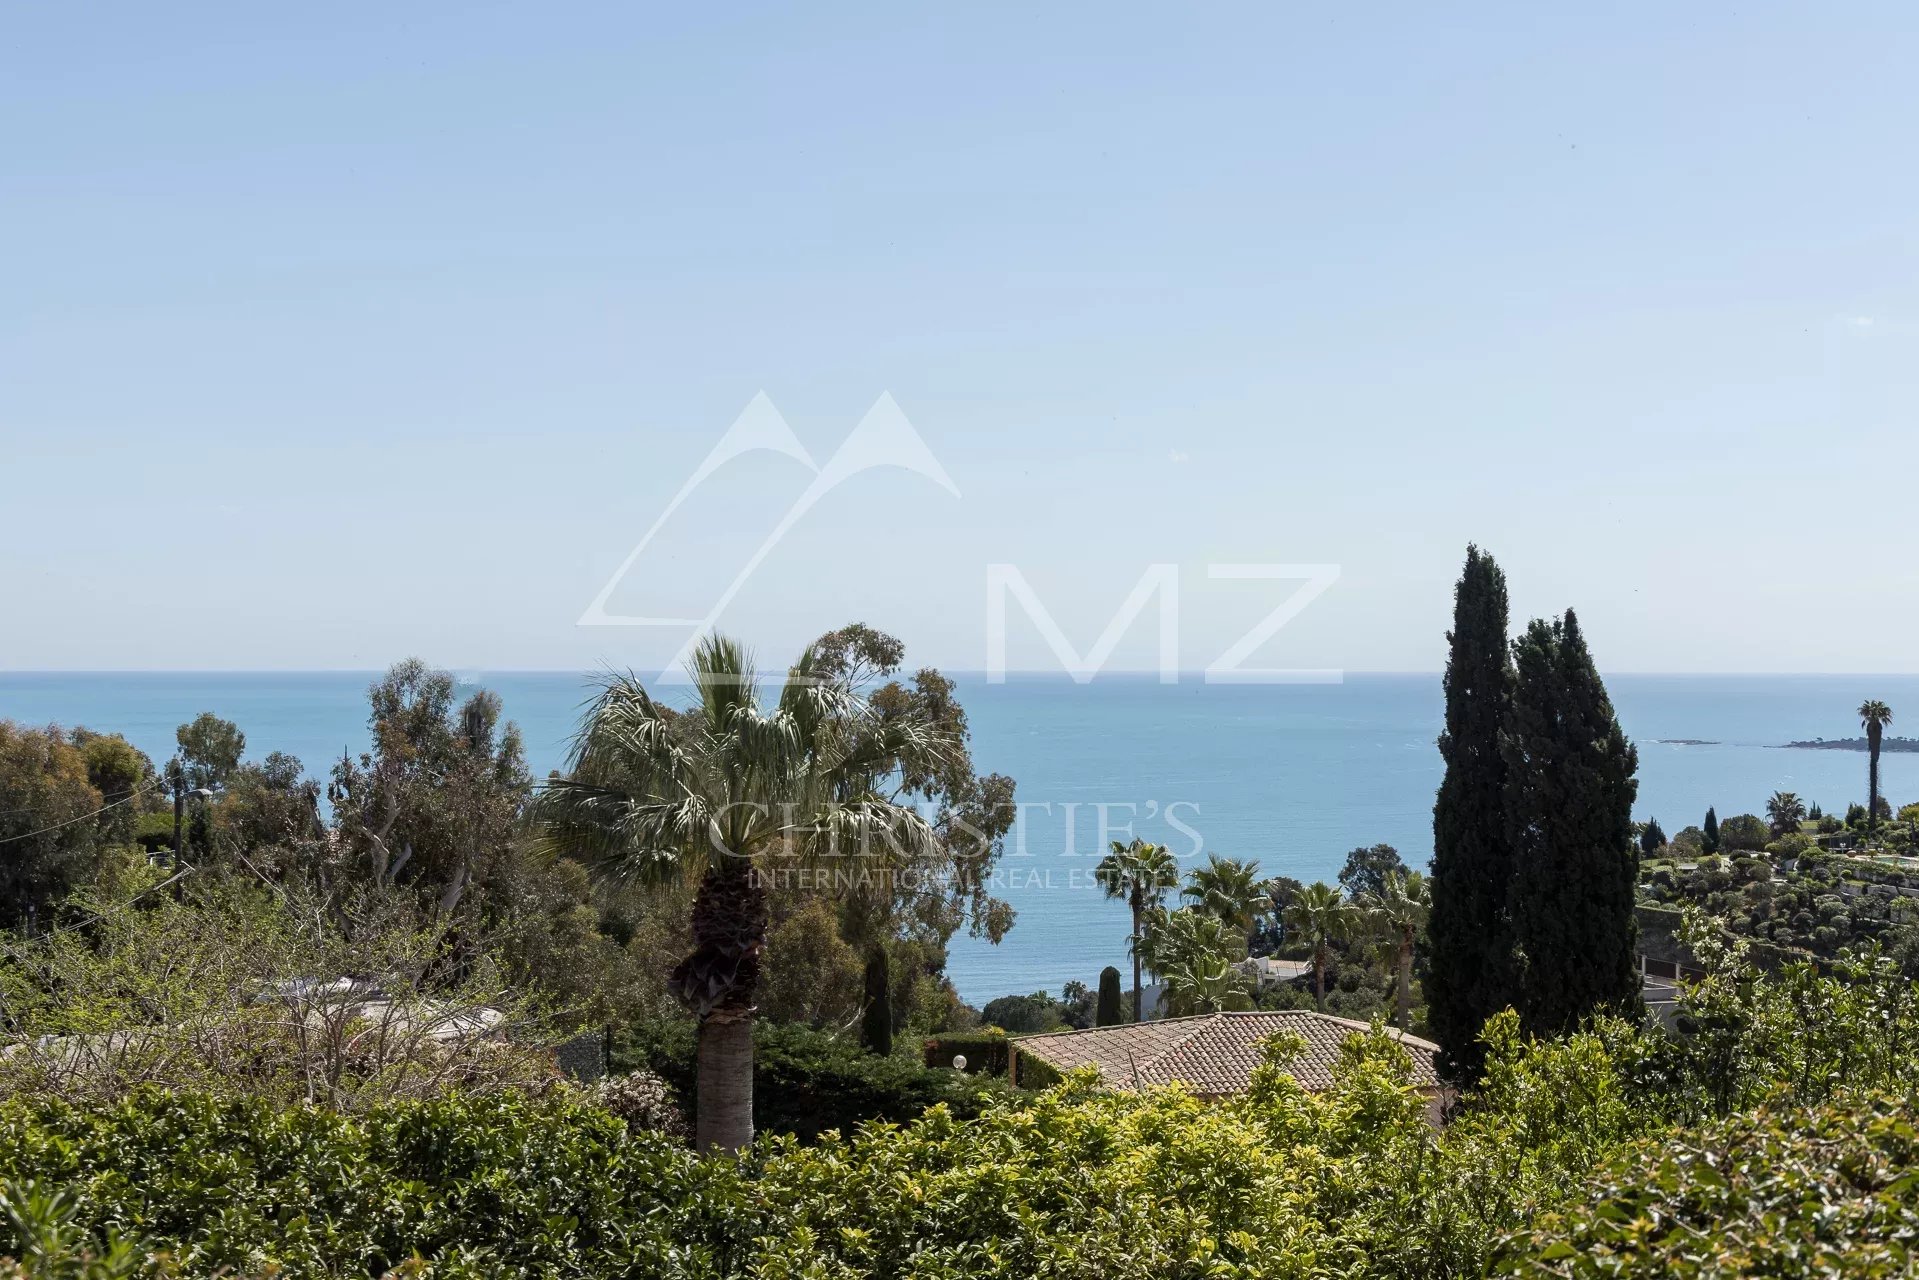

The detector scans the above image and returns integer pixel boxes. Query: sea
[5,670,1917,1004]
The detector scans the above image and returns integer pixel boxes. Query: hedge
[0,1023,1647,1280]
[1503,1090,1919,1277]
[0,1089,739,1279]
[920,1030,1011,1075]
[10,950,1919,1279]
[611,1019,1007,1142]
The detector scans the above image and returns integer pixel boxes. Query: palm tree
[534,635,945,1153]
[1096,839,1180,1023]
[1282,881,1356,1012]
[1181,854,1266,938]
[1860,700,1894,835]
[1160,952,1255,1016]
[1766,790,1807,838]
[1138,907,1251,1015]
[1256,876,1300,953]
[1361,869,1429,1030]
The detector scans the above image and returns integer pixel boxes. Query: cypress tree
[1426,545,1516,1084]
[1095,965,1123,1026]
[1702,807,1720,854]
[1639,818,1666,854]
[1503,610,1642,1038]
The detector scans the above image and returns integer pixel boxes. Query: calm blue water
[5,671,1917,1003]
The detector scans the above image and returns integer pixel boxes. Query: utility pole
[169,759,185,865]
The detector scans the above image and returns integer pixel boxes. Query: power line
[0,861,198,957]
[0,777,167,845]
[0,784,151,818]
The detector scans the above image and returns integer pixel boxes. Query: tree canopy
[1427,545,1516,1081]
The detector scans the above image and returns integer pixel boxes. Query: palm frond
[803,798,943,868]
[529,777,704,887]
[691,633,760,729]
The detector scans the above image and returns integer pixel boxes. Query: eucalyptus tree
[805,624,1015,1054]
[1095,838,1180,1023]
[175,712,246,791]
[328,660,528,918]
[1337,843,1409,901]
[1363,869,1430,1030]
[0,721,108,931]
[535,635,948,1152]
[1284,881,1357,1012]
[1859,701,1894,835]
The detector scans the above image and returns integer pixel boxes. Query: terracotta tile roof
[1013,1011,1440,1096]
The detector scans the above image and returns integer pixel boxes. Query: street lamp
[167,765,216,865]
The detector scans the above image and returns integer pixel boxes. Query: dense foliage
[919,1029,1013,1076]
[1430,552,1643,1071]
[1641,847,1919,966]
[1504,610,1641,1036]
[1427,544,1516,1081]
[613,1019,1008,1142]
[10,632,1918,1276]
[0,722,131,932]
[534,632,1011,1151]
[1505,1091,1919,1277]
[9,925,1919,1278]
[0,1090,735,1279]
[0,877,564,1110]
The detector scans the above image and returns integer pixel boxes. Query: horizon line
[6,668,1919,679]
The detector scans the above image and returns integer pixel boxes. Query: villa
[1011,1010,1448,1121]
[1234,955,1314,990]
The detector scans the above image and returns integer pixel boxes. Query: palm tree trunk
[1314,943,1326,1012]
[1131,903,1144,1023]
[1396,935,1413,1030]
[670,864,768,1154]
[1869,727,1883,833]
[695,1008,754,1153]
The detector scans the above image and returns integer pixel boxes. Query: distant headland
[1776,736,1919,753]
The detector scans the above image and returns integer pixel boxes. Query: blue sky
[4,4,1915,674]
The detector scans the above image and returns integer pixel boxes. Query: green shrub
[587,1068,687,1139]
[0,1089,739,1279]
[920,1029,1012,1075]
[1502,1091,1919,1277]
[10,941,1919,1280]
[1718,813,1770,852]
[129,813,176,856]
[0,1183,160,1279]
[1769,830,1813,856]
[612,1018,1007,1142]
[0,1025,1625,1280]
[1011,1048,1063,1089]
[978,990,1066,1033]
